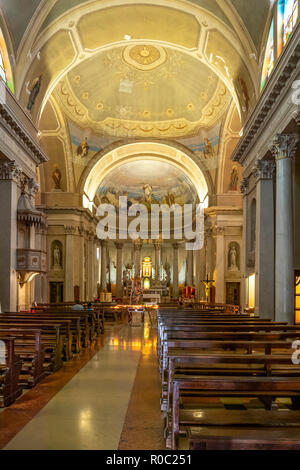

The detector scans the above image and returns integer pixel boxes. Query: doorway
[50,282,64,303]
[226,282,240,306]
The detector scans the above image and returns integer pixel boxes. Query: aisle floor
[3,322,162,450]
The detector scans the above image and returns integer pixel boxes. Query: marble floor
[1,321,163,450]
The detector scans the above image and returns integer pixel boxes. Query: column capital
[173,242,180,250]
[114,241,123,250]
[0,160,23,183]
[133,238,142,250]
[252,159,275,181]
[64,225,77,235]
[292,110,300,126]
[240,177,250,196]
[270,133,299,160]
[154,239,162,249]
[212,224,225,235]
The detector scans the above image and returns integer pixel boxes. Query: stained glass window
[0,51,7,83]
[261,20,275,91]
[0,29,14,93]
[278,0,299,55]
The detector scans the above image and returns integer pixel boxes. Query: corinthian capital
[252,159,275,181]
[270,134,299,160]
[240,177,249,196]
[0,160,22,182]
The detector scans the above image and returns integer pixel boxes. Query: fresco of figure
[27,75,42,112]
[203,138,214,158]
[77,137,89,158]
[143,183,153,204]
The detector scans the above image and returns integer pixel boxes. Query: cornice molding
[0,102,48,165]
[232,23,300,165]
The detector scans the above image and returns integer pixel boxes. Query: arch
[80,141,210,207]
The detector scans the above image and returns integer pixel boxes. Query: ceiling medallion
[123,44,167,71]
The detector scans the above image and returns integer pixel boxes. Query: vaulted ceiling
[0,0,271,54]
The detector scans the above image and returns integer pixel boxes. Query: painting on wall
[97,160,198,208]
[178,123,221,171]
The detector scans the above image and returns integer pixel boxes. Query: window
[0,28,14,93]
[261,0,299,91]
[278,0,299,55]
[261,21,275,91]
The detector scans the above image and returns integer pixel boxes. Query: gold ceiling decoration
[52,45,231,138]
[55,76,230,138]
[123,44,167,71]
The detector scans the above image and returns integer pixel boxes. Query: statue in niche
[76,137,89,158]
[52,165,62,190]
[143,183,153,204]
[27,75,43,112]
[52,242,62,270]
[228,243,240,272]
[229,165,239,191]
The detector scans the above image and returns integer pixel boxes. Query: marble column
[154,240,161,281]
[133,239,142,277]
[253,159,276,319]
[0,161,22,312]
[186,249,193,286]
[65,225,76,301]
[240,177,250,311]
[173,243,179,298]
[34,225,44,303]
[115,242,123,298]
[100,240,107,291]
[88,232,94,300]
[198,242,206,300]
[215,225,225,303]
[271,134,299,323]
[205,226,214,280]
[78,226,85,300]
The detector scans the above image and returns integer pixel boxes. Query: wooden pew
[2,314,73,360]
[0,320,64,370]
[188,426,300,450]
[171,376,300,449]
[0,337,22,407]
[0,329,47,387]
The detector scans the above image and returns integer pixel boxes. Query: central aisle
[5,324,154,450]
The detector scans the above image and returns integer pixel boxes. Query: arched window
[261,0,299,91]
[0,28,14,93]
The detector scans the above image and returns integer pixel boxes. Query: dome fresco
[97,160,199,207]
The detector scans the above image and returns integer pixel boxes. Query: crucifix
[201,274,215,302]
